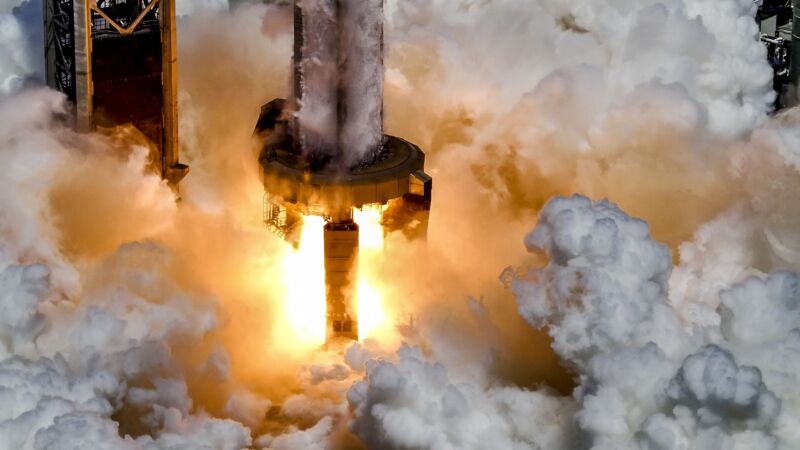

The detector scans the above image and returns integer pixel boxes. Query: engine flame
[355,204,388,341]
[280,215,327,348]
[277,206,389,347]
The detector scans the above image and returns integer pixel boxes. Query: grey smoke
[295,0,383,164]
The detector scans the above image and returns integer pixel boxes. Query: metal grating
[45,0,76,102]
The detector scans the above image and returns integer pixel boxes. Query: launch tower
[758,0,800,109]
[255,0,432,342]
[44,0,188,185]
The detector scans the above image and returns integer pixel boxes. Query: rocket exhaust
[255,0,433,342]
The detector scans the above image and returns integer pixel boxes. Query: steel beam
[73,0,92,132]
[160,0,188,186]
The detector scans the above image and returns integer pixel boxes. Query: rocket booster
[293,0,384,166]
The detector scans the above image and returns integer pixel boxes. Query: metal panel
[160,0,188,186]
[352,183,378,207]
[74,0,93,132]
[762,14,778,37]
[324,223,359,340]
[410,170,433,200]
[377,179,400,203]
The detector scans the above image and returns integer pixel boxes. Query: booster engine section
[256,104,432,341]
[324,220,359,341]
[294,0,384,164]
[255,0,433,342]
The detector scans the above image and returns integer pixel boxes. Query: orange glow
[280,215,327,347]
[354,204,388,340]
[276,206,389,347]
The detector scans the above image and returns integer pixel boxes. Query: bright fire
[354,204,388,340]
[281,215,327,347]
[280,205,389,346]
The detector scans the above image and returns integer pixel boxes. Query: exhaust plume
[2,0,800,449]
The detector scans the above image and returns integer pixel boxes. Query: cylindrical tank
[292,0,384,165]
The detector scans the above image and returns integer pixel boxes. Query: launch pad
[255,1,432,342]
[256,100,432,233]
[255,101,432,342]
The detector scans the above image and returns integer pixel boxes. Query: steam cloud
[2,0,800,449]
[295,0,384,163]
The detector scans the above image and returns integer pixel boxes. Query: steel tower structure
[44,0,188,185]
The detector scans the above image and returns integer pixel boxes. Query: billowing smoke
[347,194,800,449]
[0,88,253,448]
[2,0,800,449]
[0,1,40,94]
[295,0,384,164]
[176,0,229,17]
[338,0,383,163]
[506,196,788,448]
[295,0,339,156]
[343,0,800,448]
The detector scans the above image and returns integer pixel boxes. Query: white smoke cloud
[0,0,24,14]
[0,261,251,449]
[338,0,384,163]
[0,90,79,294]
[352,194,800,449]
[0,87,254,448]
[3,0,800,449]
[176,0,229,17]
[385,0,773,140]
[0,235,253,448]
[0,11,31,95]
[514,195,686,364]
[638,344,782,449]
[667,345,780,430]
[293,0,384,163]
[256,417,333,450]
[0,1,43,94]
[295,0,339,156]
[349,345,574,450]
[719,273,800,346]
